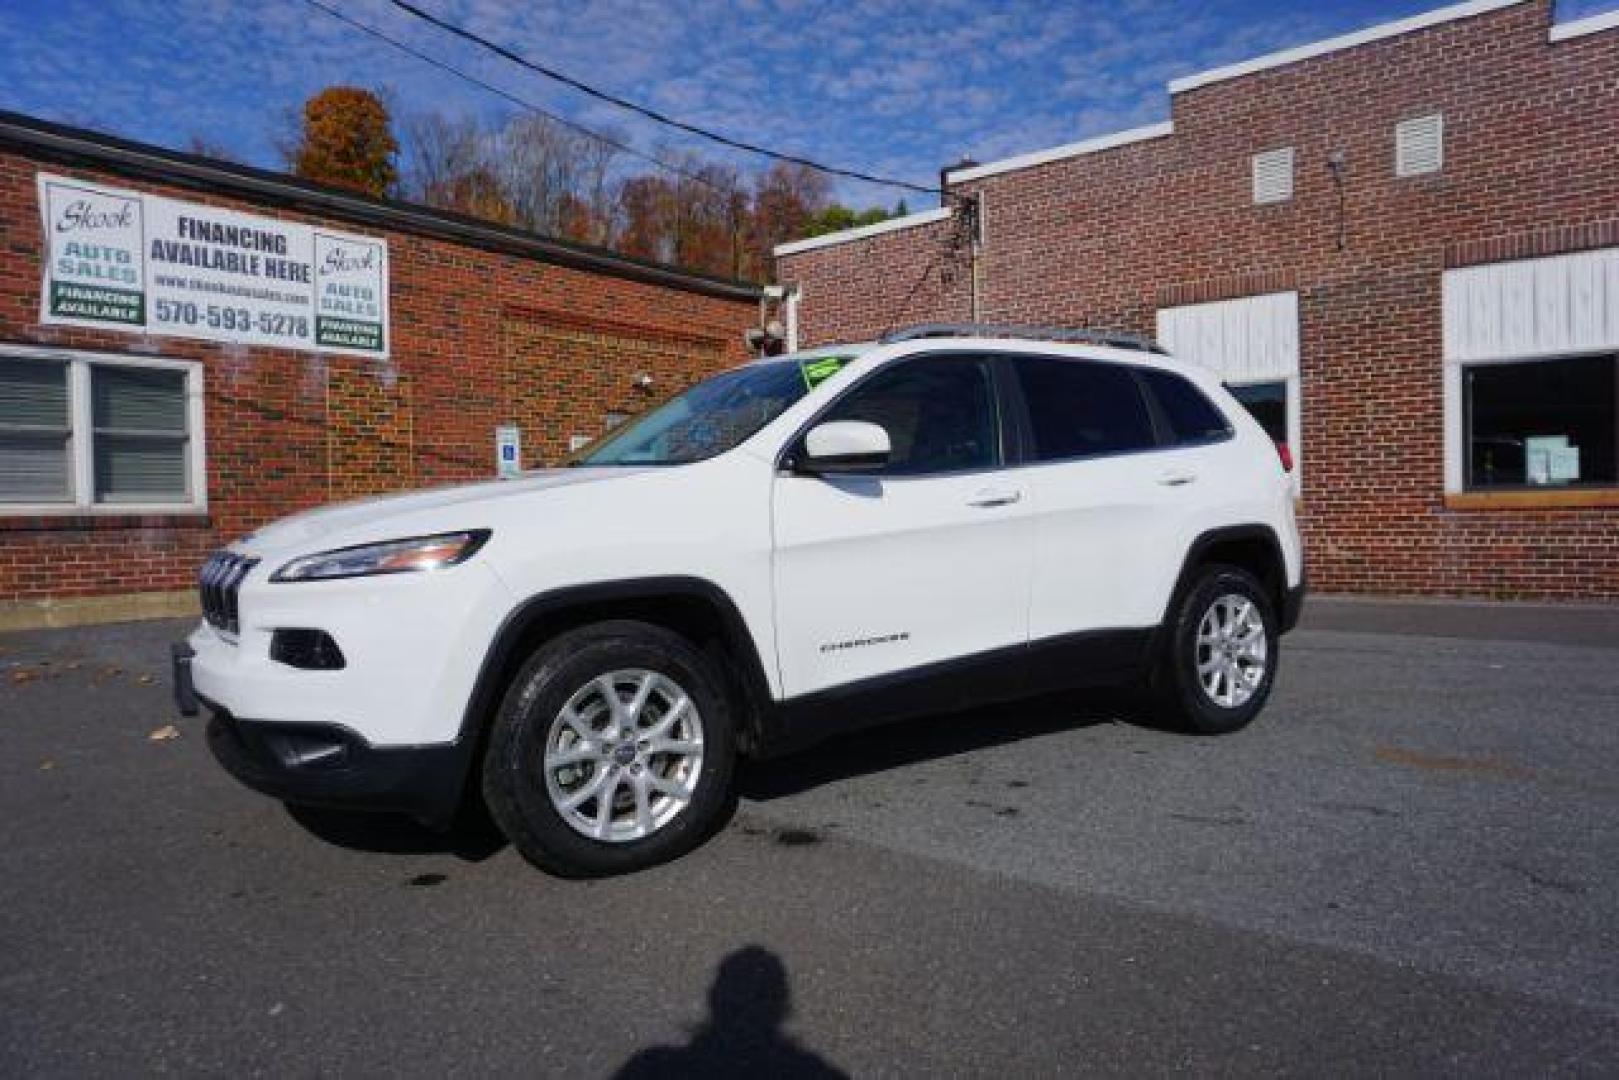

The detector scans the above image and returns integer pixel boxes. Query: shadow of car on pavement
[283,797,509,862]
[284,688,1157,858]
[737,687,1150,802]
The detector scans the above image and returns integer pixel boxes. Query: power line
[299,0,734,194]
[380,0,945,198]
[881,200,977,335]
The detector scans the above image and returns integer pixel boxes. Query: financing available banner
[37,172,389,358]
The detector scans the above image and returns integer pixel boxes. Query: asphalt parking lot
[2,600,1617,1076]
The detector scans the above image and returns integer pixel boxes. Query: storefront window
[1465,355,1617,489]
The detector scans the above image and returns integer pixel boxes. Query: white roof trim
[1168,0,1527,94]
[1550,8,1619,41]
[774,207,953,257]
[944,122,1175,184]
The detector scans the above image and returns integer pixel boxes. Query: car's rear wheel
[1151,565,1278,734]
[482,620,735,876]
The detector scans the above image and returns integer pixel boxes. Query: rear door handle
[967,488,1022,508]
[1157,469,1198,487]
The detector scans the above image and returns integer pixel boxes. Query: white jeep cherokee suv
[174,324,1304,876]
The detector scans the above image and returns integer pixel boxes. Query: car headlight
[270,530,491,583]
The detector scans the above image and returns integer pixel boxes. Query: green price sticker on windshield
[800,356,851,390]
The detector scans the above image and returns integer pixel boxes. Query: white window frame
[1441,248,1619,495]
[0,344,207,516]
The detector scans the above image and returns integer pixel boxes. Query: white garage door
[1443,248,1619,363]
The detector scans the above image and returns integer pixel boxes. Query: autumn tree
[616,174,675,263]
[405,111,513,223]
[497,115,623,245]
[289,87,399,197]
[747,162,832,278]
[387,105,867,281]
[614,156,749,279]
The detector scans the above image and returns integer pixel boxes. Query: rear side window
[1140,368,1233,445]
[1013,357,1155,462]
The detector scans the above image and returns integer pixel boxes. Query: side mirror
[797,420,891,473]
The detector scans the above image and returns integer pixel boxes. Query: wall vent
[1396,113,1444,177]
[1251,148,1294,205]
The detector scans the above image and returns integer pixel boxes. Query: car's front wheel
[482,620,736,876]
[1151,564,1279,734]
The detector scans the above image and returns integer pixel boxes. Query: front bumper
[178,629,471,826]
[203,704,473,827]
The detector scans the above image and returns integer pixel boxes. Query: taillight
[1275,441,1294,472]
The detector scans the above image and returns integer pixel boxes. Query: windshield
[574,356,853,466]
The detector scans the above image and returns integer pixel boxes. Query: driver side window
[818,357,999,476]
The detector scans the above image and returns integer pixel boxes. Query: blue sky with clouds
[0,0,1611,206]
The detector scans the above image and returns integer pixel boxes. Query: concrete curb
[0,591,199,632]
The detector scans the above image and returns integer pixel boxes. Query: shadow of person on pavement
[615,946,846,1080]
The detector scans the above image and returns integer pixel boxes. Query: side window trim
[989,354,1036,468]
[778,351,1008,479]
[1131,367,1178,449]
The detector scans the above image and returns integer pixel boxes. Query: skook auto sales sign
[38,172,389,358]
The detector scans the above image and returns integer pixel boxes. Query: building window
[1229,381,1290,447]
[1395,113,1443,177]
[0,358,72,503]
[0,348,204,512]
[1464,355,1616,490]
[1252,147,1294,205]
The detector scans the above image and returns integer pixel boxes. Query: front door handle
[1157,469,1198,487]
[967,488,1022,508]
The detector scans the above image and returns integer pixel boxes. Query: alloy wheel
[1194,594,1268,708]
[541,669,705,843]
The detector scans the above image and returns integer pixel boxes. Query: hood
[240,467,648,555]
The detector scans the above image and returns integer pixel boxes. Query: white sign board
[38,172,388,357]
[496,425,522,479]
[1525,436,1580,486]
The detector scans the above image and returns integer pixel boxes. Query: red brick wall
[0,152,755,603]
[779,0,1619,601]
[790,215,974,348]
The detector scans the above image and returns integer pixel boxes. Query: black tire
[482,620,736,877]
[1150,564,1279,734]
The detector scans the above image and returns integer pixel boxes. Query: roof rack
[879,323,1168,355]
